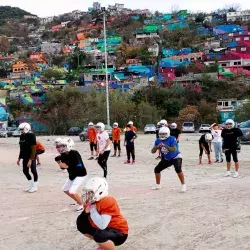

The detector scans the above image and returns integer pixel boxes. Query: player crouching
[77,177,128,250]
[151,127,187,192]
[55,138,87,212]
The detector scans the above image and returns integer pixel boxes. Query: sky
[1,0,249,17]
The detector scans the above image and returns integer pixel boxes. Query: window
[224,101,229,106]
[222,63,227,66]
[231,48,236,51]
[241,47,247,51]
[236,37,241,41]
[244,37,249,40]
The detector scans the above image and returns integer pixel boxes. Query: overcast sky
[1,0,248,17]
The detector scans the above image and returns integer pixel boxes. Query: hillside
[0,6,34,24]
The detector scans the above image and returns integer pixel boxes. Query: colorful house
[12,61,28,72]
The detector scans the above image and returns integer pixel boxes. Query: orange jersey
[89,196,128,234]
[88,128,97,143]
[112,128,121,141]
[36,141,45,151]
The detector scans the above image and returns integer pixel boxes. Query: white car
[12,129,21,137]
[199,124,211,133]
[182,122,195,133]
[144,124,156,134]
[0,128,8,138]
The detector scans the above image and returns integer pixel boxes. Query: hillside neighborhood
[1,3,250,133]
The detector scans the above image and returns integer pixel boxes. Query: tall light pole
[101,7,110,126]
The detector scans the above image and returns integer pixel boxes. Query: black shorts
[225,149,238,163]
[90,142,97,151]
[113,140,121,151]
[36,150,45,155]
[154,158,182,174]
[199,143,210,156]
[77,212,128,246]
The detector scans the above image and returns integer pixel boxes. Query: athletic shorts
[90,142,97,151]
[62,177,87,194]
[77,211,128,246]
[225,149,238,163]
[154,158,182,174]
[36,150,45,155]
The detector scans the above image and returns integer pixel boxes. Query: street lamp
[101,7,110,126]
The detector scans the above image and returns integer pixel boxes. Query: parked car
[182,122,195,133]
[238,120,250,142]
[0,128,8,138]
[199,124,211,133]
[68,127,82,136]
[79,124,112,142]
[12,129,21,137]
[7,127,17,137]
[144,124,156,134]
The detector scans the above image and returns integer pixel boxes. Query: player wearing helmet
[124,124,137,164]
[88,122,98,160]
[151,127,186,192]
[127,121,138,133]
[17,122,38,193]
[54,138,87,212]
[96,122,111,178]
[199,133,213,165]
[77,177,128,250]
[211,123,223,163]
[221,119,243,178]
[170,123,181,143]
[111,122,122,157]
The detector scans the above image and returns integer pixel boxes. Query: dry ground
[0,134,250,250]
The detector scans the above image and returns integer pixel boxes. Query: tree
[43,67,67,80]
[177,105,200,125]
[66,47,87,70]
[0,36,10,53]
[235,102,250,122]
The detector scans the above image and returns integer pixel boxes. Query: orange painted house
[12,61,28,72]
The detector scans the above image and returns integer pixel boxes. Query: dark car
[238,120,250,142]
[79,124,112,142]
[68,127,82,136]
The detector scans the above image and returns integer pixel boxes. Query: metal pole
[103,11,110,126]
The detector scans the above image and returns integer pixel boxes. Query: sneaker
[224,171,231,177]
[181,184,187,192]
[117,155,121,157]
[88,157,94,160]
[151,184,161,190]
[76,205,83,212]
[37,163,41,166]
[62,169,67,173]
[208,161,212,165]
[214,160,219,163]
[220,159,224,163]
[232,172,239,178]
[155,156,161,160]
[199,162,202,165]
[111,155,116,157]
[28,182,38,193]
[25,180,33,192]
[124,161,131,164]
[95,157,99,160]
[131,161,135,165]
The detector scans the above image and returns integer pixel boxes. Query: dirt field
[0,133,250,250]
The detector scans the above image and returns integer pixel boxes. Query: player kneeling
[55,138,87,212]
[77,177,128,250]
[151,127,187,192]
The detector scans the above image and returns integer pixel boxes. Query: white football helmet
[18,122,31,134]
[159,127,170,140]
[82,177,108,205]
[54,137,62,146]
[225,119,235,129]
[96,122,105,132]
[88,122,94,126]
[170,123,177,129]
[205,133,213,141]
[128,121,133,125]
[113,122,118,128]
[160,119,168,126]
[56,137,74,154]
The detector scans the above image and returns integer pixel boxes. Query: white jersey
[97,131,111,151]
[211,129,222,143]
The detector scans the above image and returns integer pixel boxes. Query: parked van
[182,122,195,133]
